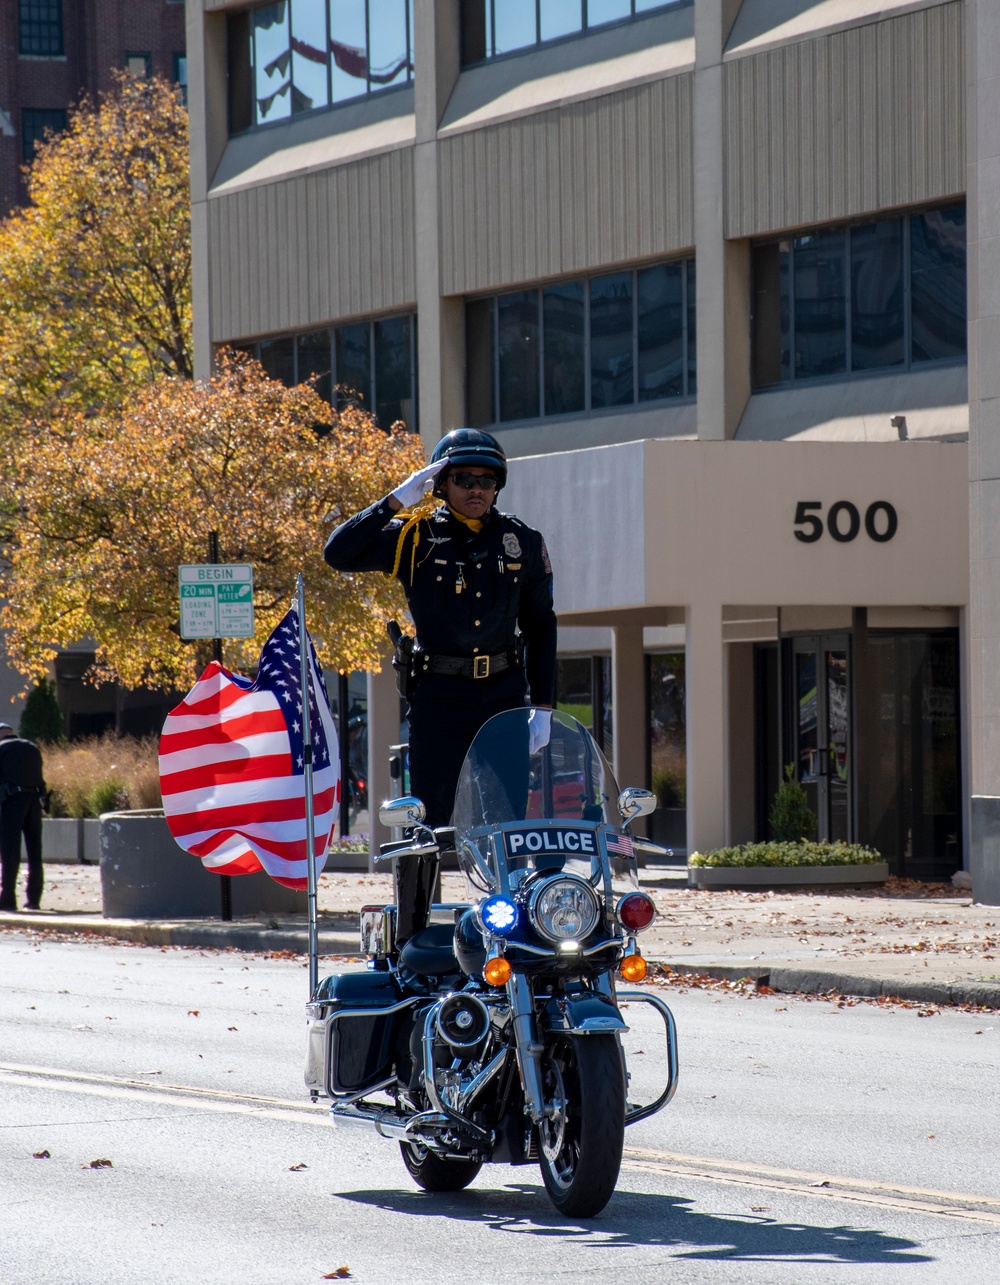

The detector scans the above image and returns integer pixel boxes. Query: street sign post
[179,564,254,640]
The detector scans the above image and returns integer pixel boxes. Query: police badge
[503,532,522,558]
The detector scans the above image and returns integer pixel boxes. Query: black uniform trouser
[0,794,43,910]
[395,668,527,944]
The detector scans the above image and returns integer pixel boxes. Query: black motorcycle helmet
[430,428,507,494]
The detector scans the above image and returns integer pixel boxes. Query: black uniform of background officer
[324,429,557,942]
[0,722,47,913]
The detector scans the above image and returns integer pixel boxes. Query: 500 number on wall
[794,501,898,544]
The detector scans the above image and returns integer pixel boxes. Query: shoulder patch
[541,539,552,576]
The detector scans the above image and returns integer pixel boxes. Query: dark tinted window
[590,272,634,408]
[851,219,904,372]
[911,206,967,364]
[794,229,846,379]
[498,290,540,422]
[637,262,684,401]
[19,1,62,55]
[752,203,965,388]
[543,281,586,416]
[374,315,413,428]
[259,334,295,384]
[297,330,333,404]
[21,108,66,164]
[335,323,372,410]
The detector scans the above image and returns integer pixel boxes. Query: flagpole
[297,573,319,1000]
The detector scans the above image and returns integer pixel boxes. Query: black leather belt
[419,650,514,680]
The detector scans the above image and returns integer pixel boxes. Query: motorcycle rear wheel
[537,1034,626,1217]
[399,1140,483,1192]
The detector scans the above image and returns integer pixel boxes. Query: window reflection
[461,0,682,64]
[911,206,967,364]
[637,262,683,400]
[335,323,371,410]
[494,0,537,55]
[794,230,846,378]
[540,0,583,44]
[851,220,903,371]
[374,315,413,427]
[543,282,585,416]
[590,272,634,408]
[498,291,540,422]
[233,0,413,132]
[589,0,632,26]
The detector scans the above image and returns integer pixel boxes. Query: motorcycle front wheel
[537,1033,626,1217]
[399,1140,483,1193]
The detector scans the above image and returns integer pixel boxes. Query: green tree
[18,679,65,744]
[769,764,818,842]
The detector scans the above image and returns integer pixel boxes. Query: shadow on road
[333,1184,933,1265]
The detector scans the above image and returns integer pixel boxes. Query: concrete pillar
[968,0,1000,902]
[186,5,229,382]
[686,599,727,855]
[611,623,646,795]
[366,662,401,870]
[413,0,465,454]
[694,0,750,441]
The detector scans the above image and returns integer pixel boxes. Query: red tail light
[616,892,655,932]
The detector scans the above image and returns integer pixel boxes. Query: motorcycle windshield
[451,708,638,895]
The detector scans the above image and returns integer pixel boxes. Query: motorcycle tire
[537,1033,626,1218]
[399,1141,483,1193]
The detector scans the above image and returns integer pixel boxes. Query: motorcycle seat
[399,923,460,976]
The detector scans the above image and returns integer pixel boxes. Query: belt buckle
[473,655,490,679]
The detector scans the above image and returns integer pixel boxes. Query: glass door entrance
[791,634,852,842]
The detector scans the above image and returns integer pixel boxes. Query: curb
[6,914,1000,1010]
[652,960,1000,1010]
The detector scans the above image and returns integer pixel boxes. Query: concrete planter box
[42,817,113,863]
[100,809,306,919]
[688,862,890,890]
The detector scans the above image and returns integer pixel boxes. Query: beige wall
[725,1,965,239]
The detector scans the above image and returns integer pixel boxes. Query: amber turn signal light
[620,954,647,983]
[483,956,512,987]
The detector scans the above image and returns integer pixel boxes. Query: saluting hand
[389,459,448,511]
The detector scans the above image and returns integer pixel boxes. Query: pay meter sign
[179,564,254,640]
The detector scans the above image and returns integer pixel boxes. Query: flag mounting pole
[297,573,320,1000]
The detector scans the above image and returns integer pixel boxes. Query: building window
[125,53,152,79]
[466,258,696,426]
[18,1,62,56]
[460,0,684,64]
[21,108,66,164]
[239,313,418,431]
[227,0,414,134]
[751,202,966,389]
[173,54,189,106]
[647,651,686,852]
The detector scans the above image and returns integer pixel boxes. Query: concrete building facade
[185,0,991,885]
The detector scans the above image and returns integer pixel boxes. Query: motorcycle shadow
[332,1186,933,1264]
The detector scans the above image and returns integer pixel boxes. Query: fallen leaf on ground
[322,1269,351,1279]
[228,1026,238,1031]
[32,1149,50,1160]
[187,1010,200,1017]
[289,1162,308,1171]
[87,1158,113,1169]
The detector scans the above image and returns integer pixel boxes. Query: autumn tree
[1,353,424,690]
[0,72,190,441]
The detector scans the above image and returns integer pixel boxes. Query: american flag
[159,605,339,890]
[605,832,634,858]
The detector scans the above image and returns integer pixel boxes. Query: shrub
[689,841,882,868]
[42,732,162,819]
[19,679,65,744]
[769,764,817,842]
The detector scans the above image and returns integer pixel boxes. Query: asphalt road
[2,932,999,1285]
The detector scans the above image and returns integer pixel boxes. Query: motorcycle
[304,708,679,1218]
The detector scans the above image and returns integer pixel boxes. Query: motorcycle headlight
[528,876,600,944]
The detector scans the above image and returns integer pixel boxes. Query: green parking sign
[178,564,254,639]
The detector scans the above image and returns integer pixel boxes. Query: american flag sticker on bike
[605,832,634,858]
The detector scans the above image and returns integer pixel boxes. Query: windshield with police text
[451,709,638,894]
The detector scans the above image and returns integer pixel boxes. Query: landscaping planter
[688,862,889,890]
[100,809,306,918]
[42,818,84,862]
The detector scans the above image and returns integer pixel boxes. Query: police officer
[324,429,556,941]
[0,722,48,913]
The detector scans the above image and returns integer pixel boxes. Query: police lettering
[506,828,596,856]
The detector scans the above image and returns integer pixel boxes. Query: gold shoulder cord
[390,493,441,584]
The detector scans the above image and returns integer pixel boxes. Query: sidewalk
[3,863,1000,1009]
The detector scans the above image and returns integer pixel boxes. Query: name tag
[504,827,598,857]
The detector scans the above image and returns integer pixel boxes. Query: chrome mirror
[617,787,657,825]
[378,795,427,830]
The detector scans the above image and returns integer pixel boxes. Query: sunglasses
[448,471,498,491]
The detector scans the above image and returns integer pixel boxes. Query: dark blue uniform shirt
[324,498,557,705]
